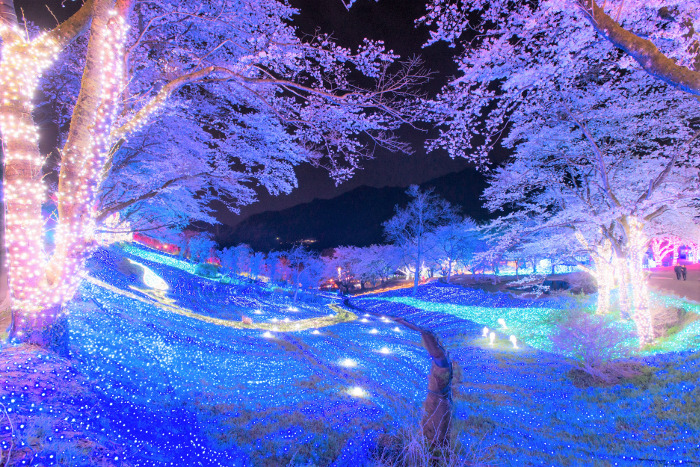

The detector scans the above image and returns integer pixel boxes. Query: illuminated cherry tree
[420,0,699,163]
[648,236,682,266]
[421,1,700,346]
[427,217,481,283]
[383,185,458,295]
[483,77,699,344]
[0,0,424,345]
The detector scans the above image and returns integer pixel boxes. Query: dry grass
[372,417,494,467]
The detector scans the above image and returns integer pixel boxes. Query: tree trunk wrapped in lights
[576,233,614,316]
[0,0,127,347]
[626,217,653,347]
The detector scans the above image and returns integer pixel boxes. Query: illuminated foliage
[384,186,459,295]
[0,0,425,343]
[420,0,700,346]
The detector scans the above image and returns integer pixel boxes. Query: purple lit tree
[219,244,253,278]
[0,0,426,346]
[428,217,481,283]
[354,244,402,288]
[421,1,700,346]
[323,246,362,294]
[420,1,699,162]
[383,185,458,295]
[481,77,699,345]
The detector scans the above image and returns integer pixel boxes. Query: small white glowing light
[360,318,369,323]
[287,306,298,312]
[311,330,321,335]
[498,318,507,329]
[392,327,401,333]
[379,346,391,355]
[271,318,278,322]
[283,318,290,322]
[509,335,518,349]
[347,386,367,398]
[339,358,357,368]
[369,328,379,334]
[262,331,274,338]
[380,317,391,323]
[363,314,370,317]
[254,309,263,315]
[489,332,496,346]
[482,327,489,337]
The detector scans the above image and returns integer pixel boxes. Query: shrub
[551,310,642,386]
[194,262,221,279]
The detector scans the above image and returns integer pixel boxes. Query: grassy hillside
[0,244,698,465]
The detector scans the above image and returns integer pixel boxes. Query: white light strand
[0,12,130,326]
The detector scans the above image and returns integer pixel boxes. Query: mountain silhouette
[222,167,489,251]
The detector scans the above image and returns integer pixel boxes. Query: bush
[194,262,221,279]
[551,310,642,386]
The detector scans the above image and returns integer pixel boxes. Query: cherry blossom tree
[648,237,682,266]
[420,0,700,163]
[428,217,481,283]
[0,0,425,346]
[187,233,217,263]
[283,244,321,302]
[219,244,253,277]
[421,0,700,346]
[248,251,265,281]
[355,244,401,288]
[481,76,700,344]
[323,246,362,294]
[383,185,458,295]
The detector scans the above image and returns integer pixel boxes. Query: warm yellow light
[339,358,357,368]
[346,386,367,398]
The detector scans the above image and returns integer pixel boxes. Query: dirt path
[647,264,700,303]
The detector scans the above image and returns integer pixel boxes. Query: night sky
[19,0,476,227]
[234,0,472,227]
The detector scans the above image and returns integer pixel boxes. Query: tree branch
[96,172,206,222]
[43,0,95,50]
[576,0,700,95]
[560,101,621,207]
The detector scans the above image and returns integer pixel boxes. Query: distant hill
[222,167,490,251]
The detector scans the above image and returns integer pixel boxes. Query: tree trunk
[2,1,127,347]
[596,279,611,315]
[627,219,653,346]
[412,253,421,296]
[0,141,10,338]
[592,244,613,315]
[0,38,58,342]
[616,255,631,319]
[389,316,452,448]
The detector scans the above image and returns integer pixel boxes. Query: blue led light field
[1,245,698,465]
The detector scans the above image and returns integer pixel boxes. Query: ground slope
[0,245,698,465]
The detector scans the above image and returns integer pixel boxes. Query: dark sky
[231,0,469,226]
[19,0,472,226]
